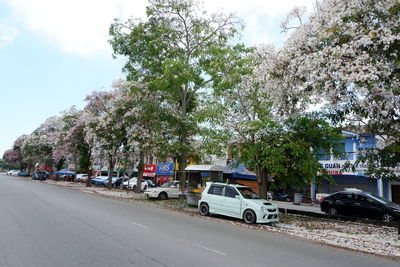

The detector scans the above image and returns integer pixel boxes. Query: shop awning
[223,164,256,181]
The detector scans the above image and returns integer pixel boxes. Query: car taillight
[198,194,202,200]
[320,198,324,202]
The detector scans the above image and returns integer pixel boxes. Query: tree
[56,107,93,185]
[83,89,129,189]
[258,0,399,180]
[21,116,64,171]
[219,47,343,198]
[109,0,249,188]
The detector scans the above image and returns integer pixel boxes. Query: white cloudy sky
[0,0,315,156]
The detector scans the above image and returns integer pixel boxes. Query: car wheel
[327,207,338,216]
[199,203,210,216]
[158,192,168,200]
[132,185,137,191]
[382,213,394,223]
[243,209,256,224]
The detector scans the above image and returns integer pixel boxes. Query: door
[333,193,354,215]
[220,186,242,218]
[169,182,180,198]
[392,185,400,204]
[205,185,224,213]
[351,194,380,219]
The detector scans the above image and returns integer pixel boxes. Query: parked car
[144,181,180,200]
[122,178,148,191]
[7,170,20,175]
[198,182,279,224]
[18,171,30,177]
[113,177,128,188]
[32,170,48,180]
[91,175,109,185]
[320,191,400,222]
[76,174,89,182]
[144,179,156,188]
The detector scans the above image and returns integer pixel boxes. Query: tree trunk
[107,156,115,189]
[135,150,144,193]
[86,168,92,187]
[257,166,268,199]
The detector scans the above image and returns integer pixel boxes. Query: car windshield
[237,187,260,199]
[367,193,393,205]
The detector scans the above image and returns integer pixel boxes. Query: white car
[123,178,147,191]
[198,182,279,224]
[76,174,88,182]
[7,170,20,176]
[144,181,180,200]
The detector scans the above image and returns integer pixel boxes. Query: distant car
[7,170,20,176]
[273,192,290,201]
[198,182,279,224]
[32,170,48,180]
[18,171,29,177]
[91,175,109,185]
[76,174,89,182]
[144,179,156,188]
[113,177,128,188]
[144,181,181,200]
[320,191,400,222]
[123,178,148,191]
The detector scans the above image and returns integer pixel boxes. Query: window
[208,185,224,196]
[333,143,347,160]
[354,194,368,202]
[224,186,239,198]
[316,148,330,160]
[335,193,352,200]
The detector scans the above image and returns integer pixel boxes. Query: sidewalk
[272,200,323,214]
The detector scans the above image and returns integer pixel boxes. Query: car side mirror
[235,195,241,199]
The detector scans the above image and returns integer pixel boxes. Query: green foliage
[237,114,343,190]
[109,0,248,168]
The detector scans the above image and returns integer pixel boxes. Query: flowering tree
[53,107,93,184]
[109,0,249,187]
[21,116,64,170]
[257,0,400,180]
[2,149,22,169]
[219,48,343,198]
[83,88,129,189]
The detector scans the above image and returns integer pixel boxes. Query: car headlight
[261,206,268,213]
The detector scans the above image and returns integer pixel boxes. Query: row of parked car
[6,169,399,223]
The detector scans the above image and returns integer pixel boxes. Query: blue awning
[223,164,256,181]
[55,169,75,176]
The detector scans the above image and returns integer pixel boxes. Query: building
[316,131,400,204]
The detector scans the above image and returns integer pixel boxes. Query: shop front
[156,163,175,186]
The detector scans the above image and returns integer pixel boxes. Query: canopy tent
[54,169,76,176]
[223,164,257,181]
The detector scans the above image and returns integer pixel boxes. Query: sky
[0,0,314,156]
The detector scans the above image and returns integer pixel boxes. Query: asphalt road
[0,174,397,267]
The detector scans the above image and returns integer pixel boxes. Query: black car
[32,171,48,180]
[113,177,128,188]
[320,191,400,222]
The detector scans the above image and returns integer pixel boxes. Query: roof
[206,181,248,188]
[185,165,224,172]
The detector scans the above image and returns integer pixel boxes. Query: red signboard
[144,164,156,173]
[143,172,156,177]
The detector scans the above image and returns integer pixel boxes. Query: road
[0,173,397,267]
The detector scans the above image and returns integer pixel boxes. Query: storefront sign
[144,164,156,173]
[143,172,156,177]
[156,163,174,176]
